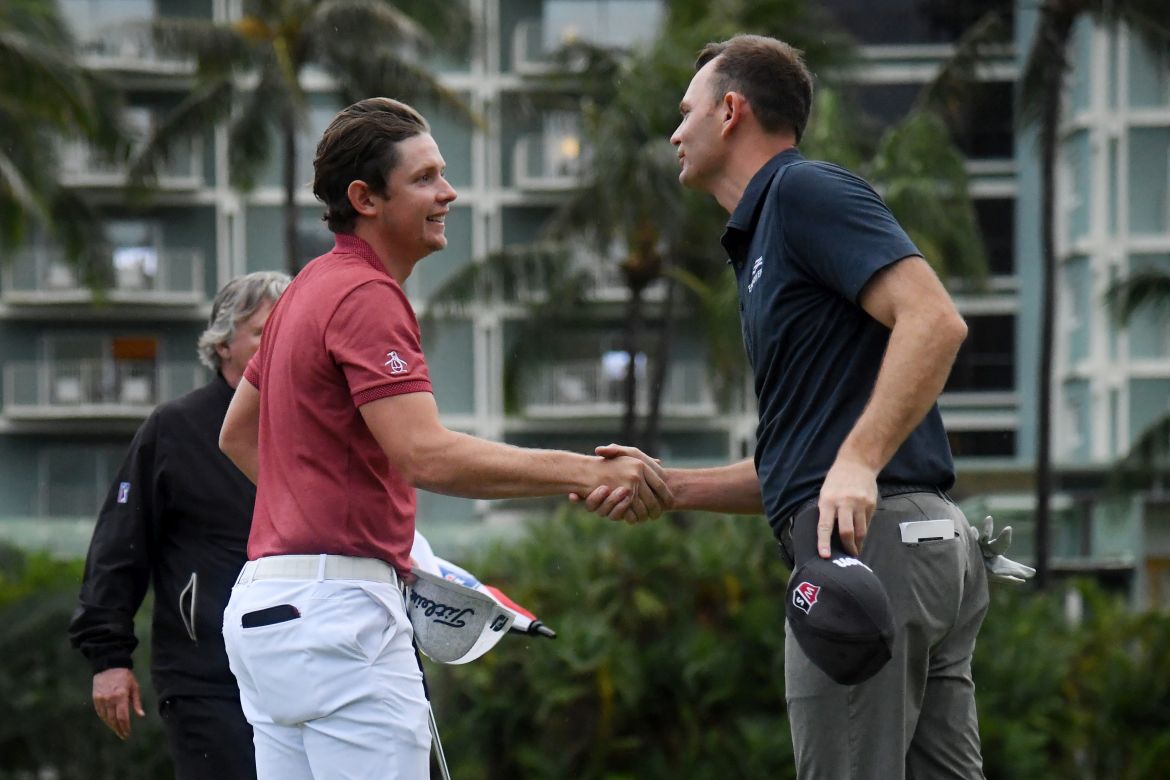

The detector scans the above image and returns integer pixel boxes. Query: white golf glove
[969,515,1036,585]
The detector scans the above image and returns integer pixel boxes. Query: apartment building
[1,0,1167,602]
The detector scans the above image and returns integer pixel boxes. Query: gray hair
[198,271,291,371]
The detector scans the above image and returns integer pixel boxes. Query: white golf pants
[223,571,430,779]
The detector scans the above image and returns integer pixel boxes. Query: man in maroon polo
[219,97,670,779]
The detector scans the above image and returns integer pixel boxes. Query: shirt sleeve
[779,162,921,304]
[68,412,164,673]
[325,279,432,407]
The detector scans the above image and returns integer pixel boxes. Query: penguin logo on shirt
[385,351,408,375]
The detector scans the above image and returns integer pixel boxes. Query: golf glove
[969,515,1036,585]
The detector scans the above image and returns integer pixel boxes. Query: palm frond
[320,45,477,126]
[869,110,988,284]
[1105,269,1170,324]
[228,63,292,191]
[305,0,429,53]
[149,16,252,77]
[917,8,1011,126]
[127,76,235,188]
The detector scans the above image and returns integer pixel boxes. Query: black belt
[877,482,943,498]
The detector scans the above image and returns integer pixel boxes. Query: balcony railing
[79,24,191,71]
[2,247,205,305]
[521,358,715,417]
[59,137,203,189]
[513,134,584,191]
[4,360,205,419]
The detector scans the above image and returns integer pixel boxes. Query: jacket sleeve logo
[117,482,131,504]
[384,350,408,375]
[792,581,821,614]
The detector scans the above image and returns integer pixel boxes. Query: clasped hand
[570,444,673,523]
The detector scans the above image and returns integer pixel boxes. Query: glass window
[822,0,1014,46]
[40,444,127,517]
[1063,255,1091,365]
[1125,253,1170,360]
[948,81,1014,160]
[974,198,1014,275]
[543,0,664,50]
[1127,128,1170,235]
[1127,34,1170,108]
[945,314,1015,392]
[1063,131,1092,244]
[947,429,1015,458]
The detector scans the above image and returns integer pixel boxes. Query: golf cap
[407,568,516,664]
[784,506,896,686]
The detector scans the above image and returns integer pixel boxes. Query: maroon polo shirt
[243,234,432,574]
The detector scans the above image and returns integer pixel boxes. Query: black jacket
[68,374,255,700]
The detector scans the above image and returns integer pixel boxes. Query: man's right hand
[577,445,672,523]
[92,667,145,740]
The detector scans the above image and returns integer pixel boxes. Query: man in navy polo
[580,35,990,779]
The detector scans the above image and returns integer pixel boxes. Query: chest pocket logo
[747,256,764,293]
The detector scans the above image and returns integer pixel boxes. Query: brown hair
[313,97,430,233]
[695,35,814,143]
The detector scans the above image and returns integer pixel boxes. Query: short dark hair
[313,97,430,233]
[695,35,814,143]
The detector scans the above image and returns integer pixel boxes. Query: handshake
[569,443,674,524]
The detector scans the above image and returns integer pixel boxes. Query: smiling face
[670,58,727,193]
[370,132,458,265]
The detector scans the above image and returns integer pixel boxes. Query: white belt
[237,554,398,586]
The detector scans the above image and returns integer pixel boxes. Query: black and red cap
[784,506,896,686]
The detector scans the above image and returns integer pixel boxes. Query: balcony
[3,359,204,420]
[59,136,203,189]
[78,23,191,72]
[521,358,715,418]
[2,246,205,306]
[513,133,584,191]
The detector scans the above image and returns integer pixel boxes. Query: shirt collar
[725,148,803,233]
[332,233,390,277]
[721,148,803,265]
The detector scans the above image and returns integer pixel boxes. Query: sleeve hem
[353,381,433,407]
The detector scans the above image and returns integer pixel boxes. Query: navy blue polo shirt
[722,149,955,536]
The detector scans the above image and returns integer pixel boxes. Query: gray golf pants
[784,492,989,779]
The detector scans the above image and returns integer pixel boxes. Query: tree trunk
[643,274,677,454]
[1035,10,1074,591]
[620,286,643,446]
[283,117,300,275]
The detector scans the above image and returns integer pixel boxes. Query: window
[39,444,127,517]
[974,198,1015,276]
[46,334,160,406]
[947,429,1015,457]
[822,0,1014,46]
[945,315,1015,392]
[946,81,1014,160]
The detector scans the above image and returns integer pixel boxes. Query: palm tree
[0,0,122,267]
[129,0,471,274]
[1019,1,1170,589]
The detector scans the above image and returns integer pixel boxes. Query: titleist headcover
[784,506,896,685]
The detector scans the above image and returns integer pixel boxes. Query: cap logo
[792,581,821,614]
[490,615,509,632]
[408,590,475,628]
[832,557,873,572]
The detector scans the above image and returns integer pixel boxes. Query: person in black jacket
[69,271,289,780]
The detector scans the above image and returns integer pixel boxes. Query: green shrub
[428,510,794,780]
[0,543,171,780]
[431,510,1170,780]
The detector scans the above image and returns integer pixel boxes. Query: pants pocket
[225,590,384,726]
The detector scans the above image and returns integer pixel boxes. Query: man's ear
[720,92,748,138]
[347,179,379,218]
